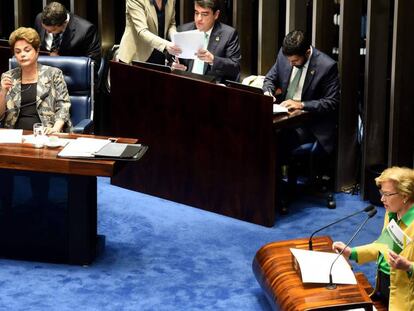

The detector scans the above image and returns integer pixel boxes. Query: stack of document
[57,137,148,160]
[172,30,204,59]
[290,248,357,285]
[0,129,23,143]
[58,138,111,158]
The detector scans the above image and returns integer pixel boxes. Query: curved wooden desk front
[253,236,374,311]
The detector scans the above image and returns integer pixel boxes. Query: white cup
[33,123,45,148]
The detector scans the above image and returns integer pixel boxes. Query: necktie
[192,32,209,75]
[285,67,303,100]
[51,33,62,52]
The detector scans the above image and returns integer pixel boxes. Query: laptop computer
[226,80,264,95]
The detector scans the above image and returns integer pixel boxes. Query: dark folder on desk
[93,143,148,160]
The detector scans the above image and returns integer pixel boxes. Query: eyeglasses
[379,190,399,198]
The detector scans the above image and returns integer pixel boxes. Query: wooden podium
[252,236,377,311]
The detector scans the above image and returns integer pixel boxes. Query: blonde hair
[375,166,414,201]
[9,27,41,51]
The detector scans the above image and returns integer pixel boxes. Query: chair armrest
[72,119,94,134]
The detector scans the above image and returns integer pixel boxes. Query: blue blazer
[178,22,241,83]
[263,47,340,154]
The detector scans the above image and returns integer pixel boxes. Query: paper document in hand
[172,30,204,59]
[57,137,110,158]
[290,248,357,285]
[373,219,412,257]
[273,104,289,114]
[0,129,23,143]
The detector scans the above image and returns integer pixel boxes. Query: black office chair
[282,140,336,213]
[9,56,94,133]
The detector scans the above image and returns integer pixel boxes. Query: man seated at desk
[171,0,241,83]
[263,29,340,157]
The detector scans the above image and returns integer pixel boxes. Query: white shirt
[45,14,70,51]
[191,27,213,74]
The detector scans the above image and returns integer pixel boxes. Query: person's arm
[388,250,414,277]
[46,70,71,133]
[208,29,241,81]
[127,0,177,53]
[83,24,102,70]
[0,73,13,119]
[166,0,177,40]
[332,241,352,259]
[301,62,340,114]
[262,49,283,96]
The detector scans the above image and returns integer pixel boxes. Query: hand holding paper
[172,30,204,59]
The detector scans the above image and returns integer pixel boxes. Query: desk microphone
[308,205,375,250]
[326,207,377,289]
[4,92,49,114]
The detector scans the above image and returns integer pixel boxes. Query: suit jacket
[34,13,101,70]
[1,64,72,131]
[354,209,414,311]
[178,22,241,83]
[118,0,177,63]
[263,47,340,154]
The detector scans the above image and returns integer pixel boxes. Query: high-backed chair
[9,56,94,133]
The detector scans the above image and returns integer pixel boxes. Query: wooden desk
[253,236,374,310]
[0,133,136,265]
[110,61,276,226]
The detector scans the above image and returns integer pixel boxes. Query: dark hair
[282,30,310,57]
[9,27,41,51]
[41,2,68,26]
[195,0,221,13]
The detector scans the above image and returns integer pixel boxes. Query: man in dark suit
[263,30,340,155]
[34,2,101,72]
[172,0,241,83]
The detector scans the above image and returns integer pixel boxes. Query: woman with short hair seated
[0,27,71,133]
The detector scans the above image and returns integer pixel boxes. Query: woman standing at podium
[0,27,71,133]
[333,166,414,310]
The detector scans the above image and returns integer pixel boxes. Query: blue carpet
[0,178,384,311]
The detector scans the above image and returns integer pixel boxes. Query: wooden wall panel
[361,0,390,198]
[389,0,414,166]
[336,0,361,191]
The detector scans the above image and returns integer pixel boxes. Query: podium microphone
[4,92,49,114]
[326,207,377,289]
[308,205,375,250]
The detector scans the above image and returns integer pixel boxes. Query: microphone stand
[309,205,374,250]
[326,209,377,290]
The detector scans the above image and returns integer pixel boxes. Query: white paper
[172,30,204,59]
[0,129,23,143]
[344,307,377,311]
[290,248,357,285]
[273,104,288,114]
[22,135,70,146]
[57,137,110,158]
[387,218,412,248]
